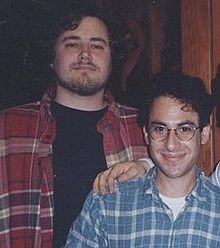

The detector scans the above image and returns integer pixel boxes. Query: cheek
[148,140,161,157]
[100,57,112,78]
[189,140,201,156]
[54,52,72,70]
[105,60,112,75]
[97,52,112,68]
[188,134,201,150]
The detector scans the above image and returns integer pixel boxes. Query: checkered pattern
[0,88,147,248]
[210,162,220,187]
[66,167,220,248]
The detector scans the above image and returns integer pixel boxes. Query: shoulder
[104,91,139,119]
[0,101,40,119]
[116,103,139,118]
[0,87,54,121]
[106,103,140,127]
[89,176,148,213]
[199,176,220,209]
[115,176,147,193]
[209,162,220,187]
[0,102,41,133]
[78,177,148,224]
[203,177,220,194]
[0,100,46,139]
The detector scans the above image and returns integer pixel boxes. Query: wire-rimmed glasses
[149,123,200,142]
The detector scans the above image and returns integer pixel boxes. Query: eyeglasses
[149,124,200,142]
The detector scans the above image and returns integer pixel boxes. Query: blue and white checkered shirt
[65,166,220,248]
[210,162,220,187]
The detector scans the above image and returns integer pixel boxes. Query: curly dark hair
[48,3,127,70]
[138,72,213,129]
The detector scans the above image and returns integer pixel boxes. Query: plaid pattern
[66,167,220,248]
[210,162,220,187]
[0,88,147,248]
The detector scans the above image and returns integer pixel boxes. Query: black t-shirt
[51,101,107,247]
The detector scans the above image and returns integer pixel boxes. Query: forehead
[149,96,199,125]
[57,16,110,43]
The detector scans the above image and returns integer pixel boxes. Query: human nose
[165,129,179,151]
[78,45,91,63]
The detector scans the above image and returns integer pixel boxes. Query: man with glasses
[66,72,220,247]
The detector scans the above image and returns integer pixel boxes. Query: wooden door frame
[211,0,220,167]
[181,0,220,174]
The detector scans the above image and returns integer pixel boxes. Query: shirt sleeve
[209,162,220,187]
[65,192,107,248]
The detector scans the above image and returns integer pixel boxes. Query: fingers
[92,172,100,193]
[92,161,148,195]
[116,166,139,182]
[113,161,147,183]
[104,167,122,194]
[93,163,135,195]
[93,168,112,195]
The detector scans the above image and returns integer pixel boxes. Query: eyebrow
[150,120,197,127]
[61,35,108,46]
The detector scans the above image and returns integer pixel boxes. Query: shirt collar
[40,87,56,121]
[144,165,207,203]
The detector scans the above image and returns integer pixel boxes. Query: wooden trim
[181,0,214,175]
[146,0,165,74]
[211,0,220,166]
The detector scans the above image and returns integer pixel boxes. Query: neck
[156,170,196,198]
[55,85,106,111]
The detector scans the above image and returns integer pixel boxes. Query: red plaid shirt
[0,88,147,247]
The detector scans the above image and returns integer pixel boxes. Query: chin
[158,168,183,179]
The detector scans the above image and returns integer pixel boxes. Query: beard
[56,72,108,96]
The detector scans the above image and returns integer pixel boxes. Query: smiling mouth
[162,153,186,161]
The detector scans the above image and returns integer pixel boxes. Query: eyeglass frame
[147,123,201,142]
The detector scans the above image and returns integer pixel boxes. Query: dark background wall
[0,0,81,109]
[0,0,180,109]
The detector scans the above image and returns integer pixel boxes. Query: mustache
[71,62,97,71]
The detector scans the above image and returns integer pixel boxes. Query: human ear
[201,125,210,145]
[50,63,54,69]
[143,126,149,145]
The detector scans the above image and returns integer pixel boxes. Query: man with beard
[0,4,147,248]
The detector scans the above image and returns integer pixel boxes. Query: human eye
[152,125,167,133]
[91,43,104,50]
[64,42,79,48]
[150,125,167,140]
[177,124,197,141]
[178,125,193,133]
